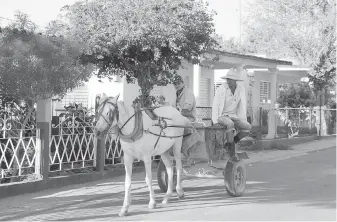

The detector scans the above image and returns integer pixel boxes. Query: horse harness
[97,98,192,149]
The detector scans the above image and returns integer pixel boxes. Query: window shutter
[260,81,271,104]
[199,77,211,106]
[61,85,90,108]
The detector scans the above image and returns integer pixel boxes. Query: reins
[96,98,194,149]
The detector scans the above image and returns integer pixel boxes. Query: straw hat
[220,68,243,81]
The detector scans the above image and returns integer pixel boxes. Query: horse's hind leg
[144,156,156,209]
[173,138,184,199]
[161,150,174,204]
[119,154,134,217]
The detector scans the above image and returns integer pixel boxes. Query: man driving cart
[172,75,203,161]
[212,68,252,159]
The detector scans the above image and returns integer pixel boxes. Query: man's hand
[177,105,182,112]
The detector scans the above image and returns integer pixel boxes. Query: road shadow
[2,178,335,221]
[1,148,336,221]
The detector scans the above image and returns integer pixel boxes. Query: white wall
[87,75,124,109]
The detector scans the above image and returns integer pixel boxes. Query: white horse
[94,94,186,216]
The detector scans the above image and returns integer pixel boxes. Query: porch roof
[201,49,293,69]
[247,66,310,78]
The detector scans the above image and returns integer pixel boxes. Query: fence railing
[105,134,123,166]
[1,113,40,183]
[195,106,336,138]
[1,105,335,185]
[49,113,96,172]
[246,106,336,139]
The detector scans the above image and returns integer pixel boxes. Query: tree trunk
[137,68,154,108]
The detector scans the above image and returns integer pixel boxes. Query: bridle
[95,97,140,137]
[96,97,119,135]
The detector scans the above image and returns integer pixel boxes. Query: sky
[0,0,251,80]
[0,0,249,38]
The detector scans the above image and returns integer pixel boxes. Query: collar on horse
[97,98,192,147]
[96,98,144,142]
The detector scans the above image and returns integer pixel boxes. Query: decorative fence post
[285,107,289,138]
[309,108,312,135]
[36,98,52,180]
[35,129,41,176]
[95,137,106,174]
[319,105,322,139]
[259,107,262,139]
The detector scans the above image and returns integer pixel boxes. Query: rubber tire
[224,159,246,197]
[157,159,177,193]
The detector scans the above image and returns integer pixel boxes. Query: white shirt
[212,82,247,124]
[221,83,241,117]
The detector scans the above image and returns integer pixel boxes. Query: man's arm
[212,85,224,124]
[236,85,247,120]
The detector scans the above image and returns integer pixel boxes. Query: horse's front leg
[119,154,134,217]
[144,156,156,209]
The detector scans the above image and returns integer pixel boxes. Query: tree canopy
[51,0,218,107]
[239,0,336,94]
[277,83,316,108]
[0,13,93,106]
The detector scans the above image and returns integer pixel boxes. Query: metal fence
[105,134,123,166]
[0,114,40,183]
[247,106,336,139]
[49,112,96,172]
[195,106,336,139]
[1,105,335,184]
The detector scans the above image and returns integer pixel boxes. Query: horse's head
[94,94,120,138]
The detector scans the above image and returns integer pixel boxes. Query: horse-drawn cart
[157,121,249,197]
[95,96,251,216]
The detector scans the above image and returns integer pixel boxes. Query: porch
[193,49,310,139]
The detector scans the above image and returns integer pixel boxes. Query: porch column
[193,64,201,106]
[266,68,278,139]
[235,64,249,101]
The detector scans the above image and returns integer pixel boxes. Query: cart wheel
[157,159,177,193]
[224,159,246,197]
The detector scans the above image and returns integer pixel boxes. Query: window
[260,81,271,104]
[199,77,211,106]
[61,85,89,108]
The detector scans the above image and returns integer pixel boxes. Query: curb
[245,136,336,164]
[0,165,151,199]
[1,136,335,199]
[247,135,318,150]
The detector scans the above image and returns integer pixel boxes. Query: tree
[0,13,93,116]
[51,0,218,107]
[239,0,336,103]
[277,83,316,108]
[0,12,93,182]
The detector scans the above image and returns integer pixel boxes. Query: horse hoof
[148,202,156,209]
[162,199,169,204]
[119,210,128,217]
[177,192,185,199]
[178,193,185,199]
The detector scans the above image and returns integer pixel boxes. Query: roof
[208,49,293,66]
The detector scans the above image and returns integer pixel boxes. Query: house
[55,49,308,139]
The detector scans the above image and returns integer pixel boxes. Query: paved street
[0,145,336,221]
